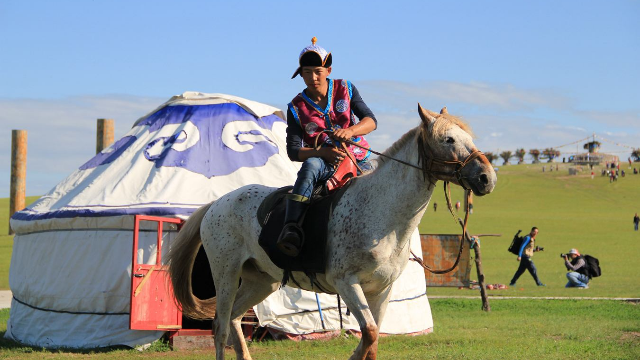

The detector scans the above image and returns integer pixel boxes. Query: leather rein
[327,131,483,274]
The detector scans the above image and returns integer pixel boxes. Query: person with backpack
[563,248,590,289]
[509,227,546,287]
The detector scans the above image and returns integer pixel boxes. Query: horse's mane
[373,111,474,178]
[379,112,474,159]
[431,113,474,138]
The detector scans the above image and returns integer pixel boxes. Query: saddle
[257,180,353,286]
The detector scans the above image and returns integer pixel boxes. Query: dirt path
[0,290,12,309]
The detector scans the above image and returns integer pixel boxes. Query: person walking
[509,227,546,287]
[634,213,639,231]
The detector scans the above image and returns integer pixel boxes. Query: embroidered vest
[523,236,535,257]
[288,79,371,161]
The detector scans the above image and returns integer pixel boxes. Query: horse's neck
[349,136,434,247]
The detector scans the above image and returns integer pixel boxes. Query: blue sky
[1,0,639,195]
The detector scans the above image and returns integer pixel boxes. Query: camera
[535,246,544,252]
[559,253,567,258]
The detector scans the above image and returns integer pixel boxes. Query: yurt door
[130,215,184,331]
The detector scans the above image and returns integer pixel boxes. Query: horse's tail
[166,202,217,320]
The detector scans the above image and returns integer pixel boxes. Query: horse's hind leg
[210,250,246,360]
[227,261,279,360]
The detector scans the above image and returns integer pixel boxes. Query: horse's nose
[480,173,489,185]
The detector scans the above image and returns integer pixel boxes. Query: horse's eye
[446,137,455,144]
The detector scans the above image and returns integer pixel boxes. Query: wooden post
[9,130,27,235]
[96,118,115,154]
[473,244,491,312]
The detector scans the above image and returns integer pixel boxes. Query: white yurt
[6,92,432,348]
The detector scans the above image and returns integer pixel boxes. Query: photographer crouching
[562,248,589,289]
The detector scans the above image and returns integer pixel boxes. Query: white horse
[166,105,497,360]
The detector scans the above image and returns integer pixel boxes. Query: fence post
[96,118,115,154]
[9,130,28,235]
[473,245,491,312]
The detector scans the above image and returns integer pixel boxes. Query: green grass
[419,162,640,299]
[1,299,638,359]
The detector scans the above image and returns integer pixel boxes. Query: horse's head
[417,104,497,196]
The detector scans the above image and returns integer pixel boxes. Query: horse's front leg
[334,275,379,360]
[363,284,393,360]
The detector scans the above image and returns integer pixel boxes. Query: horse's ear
[418,103,437,126]
[440,106,448,114]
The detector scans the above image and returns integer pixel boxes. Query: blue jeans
[635,222,639,231]
[510,256,543,285]
[292,157,336,202]
[566,272,589,288]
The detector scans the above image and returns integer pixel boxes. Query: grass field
[419,162,640,299]
[1,299,638,359]
[0,162,639,358]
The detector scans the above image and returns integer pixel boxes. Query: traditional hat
[569,248,579,255]
[291,37,332,79]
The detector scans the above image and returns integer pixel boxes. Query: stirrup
[277,223,305,257]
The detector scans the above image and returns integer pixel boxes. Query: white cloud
[356,79,639,159]
[0,95,164,196]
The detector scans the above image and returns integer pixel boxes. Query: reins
[320,130,480,274]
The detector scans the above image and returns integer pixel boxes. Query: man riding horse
[277,37,378,257]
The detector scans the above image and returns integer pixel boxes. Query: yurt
[6,92,432,348]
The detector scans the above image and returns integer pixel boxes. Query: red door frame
[129,215,184,331]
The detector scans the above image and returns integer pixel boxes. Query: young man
[509,227,546,287]
[276,37,377,257]
[563,248,589,288]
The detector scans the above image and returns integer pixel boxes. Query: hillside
[420,162,640,298]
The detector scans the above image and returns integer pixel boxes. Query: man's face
[570,253,578,259]
[531,229,539,237]
[301,66,331,91]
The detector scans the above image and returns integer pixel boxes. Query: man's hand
[517,257,521,261]
[331,128,355,142]
[318,147,345,165]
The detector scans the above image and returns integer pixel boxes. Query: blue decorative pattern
[79,103,284,178]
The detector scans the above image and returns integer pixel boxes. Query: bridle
[331,131,486,274]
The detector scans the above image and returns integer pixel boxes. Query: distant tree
[632,148,640,162]
[542,148,561,162]
[514,148,526,164]
[500,150,513,165]
[484,152,498,165]
[583,141,601,153]
[529,149,541,164]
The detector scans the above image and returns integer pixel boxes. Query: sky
[1,0,639,196]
